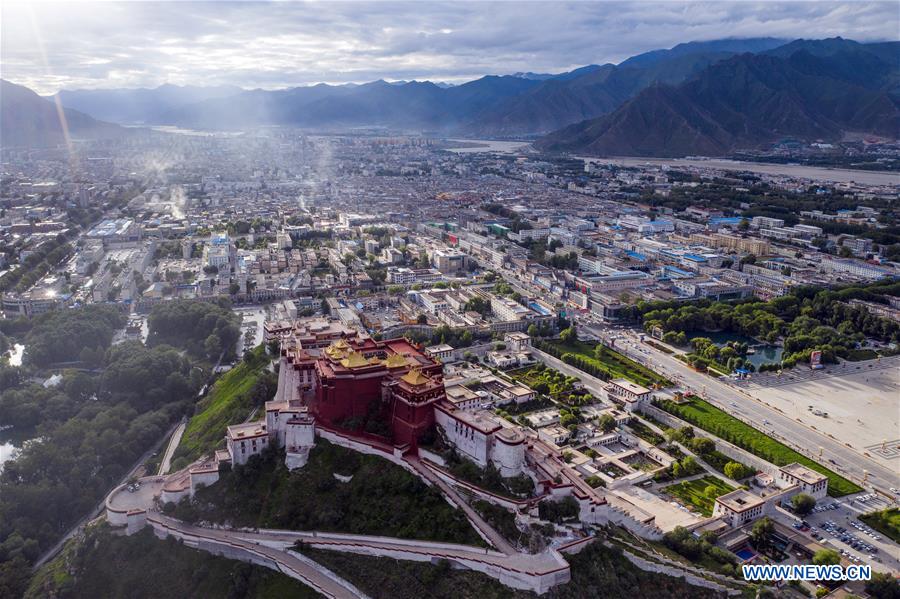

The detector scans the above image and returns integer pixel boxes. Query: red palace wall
[313,372,383,423]
[391,400,436,446]
[303,337,446,446]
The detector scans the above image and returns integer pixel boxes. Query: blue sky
[2,1,898,93]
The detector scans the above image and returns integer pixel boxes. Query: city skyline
[2,0,899,94]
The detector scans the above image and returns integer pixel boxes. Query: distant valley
[3,37,898,157]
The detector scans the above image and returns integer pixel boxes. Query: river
[580,156,899,186]
[444,139,530,154]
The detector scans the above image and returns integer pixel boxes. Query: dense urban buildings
[2,14,899,598]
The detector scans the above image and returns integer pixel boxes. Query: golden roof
[401,368,431,386]
[325,338,353,359]
[383,353,409,368]
[340,350,378,369]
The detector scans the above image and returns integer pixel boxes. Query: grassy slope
[546,339,671,387]
[26,525,319,599]
[172,441,484,546]
[663,476,735,517]
[172,345,270,466]
[660,397,862,497]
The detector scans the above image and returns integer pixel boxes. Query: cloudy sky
[2,1,897,94]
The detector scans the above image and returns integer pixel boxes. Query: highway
[575,317,900,495]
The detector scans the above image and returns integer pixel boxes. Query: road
[148,514,366,598]
[158,420,186,475]
[106,471,570,596]
[576,319,900,495]
[405,455,517,554]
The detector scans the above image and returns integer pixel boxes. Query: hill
[42,37,900,139]
[0,80,124,148]
[537,40,900,157]
[49,83,242,124]
[161,75,541,130]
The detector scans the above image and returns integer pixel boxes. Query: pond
[686,332,782,367]
[744,345,783,368]
[0,428,37,473]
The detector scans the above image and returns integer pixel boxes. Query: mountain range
[49,83,242,124]
[3,37,898,155]
[0,79,124,148]
[537,38,900,156]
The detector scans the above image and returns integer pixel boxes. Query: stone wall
[610,542,742,596]
[641,404,778,477]
[421,459,535,511]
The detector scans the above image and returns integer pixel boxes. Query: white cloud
[1,1,897,93]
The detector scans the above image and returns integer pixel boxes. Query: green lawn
[663,476,735,516]
[538,339,671,388]
[859,508,900,544]
[659,397,862,497]
[171,345,273,468]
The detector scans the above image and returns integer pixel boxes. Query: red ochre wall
[391,400,436,445]
[313,373,383,423]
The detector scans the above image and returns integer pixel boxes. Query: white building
[505,332,531,352]
[490,295,532,321]
[713,489,768,527]
[537,424,571,446]
[751,216,785,229]
[425,343,455,362]
[819,257,892,281]
[225,422,270,466]
[778,463,828,500]
[434,403,525,477]
[444,384,482,410]
[432,249,467,273]
[606,379,652,412]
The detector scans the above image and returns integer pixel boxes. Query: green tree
[812,549,840,566]
[597,414,616,433]
[723,461,753,480]
[559,325,577,343]
[689,437,715,455]
[866,571,900,599]
[791,493,817,516]
[750,517,773,551]
[204,334,222,360]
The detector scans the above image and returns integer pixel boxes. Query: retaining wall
[641,404,778,477]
